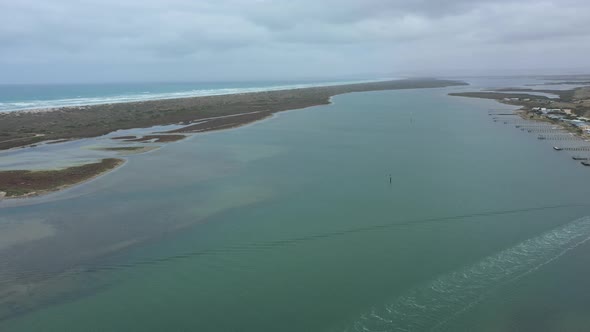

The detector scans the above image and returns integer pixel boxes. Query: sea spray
[347,216,590,332]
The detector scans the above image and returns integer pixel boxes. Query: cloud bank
[1,0,589,82]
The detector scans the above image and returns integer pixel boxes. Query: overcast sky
[1,0,589,83]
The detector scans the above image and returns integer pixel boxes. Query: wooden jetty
[559,146,590,152]
[537,135,580,141]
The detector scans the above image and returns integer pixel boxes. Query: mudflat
[0,158,124,198]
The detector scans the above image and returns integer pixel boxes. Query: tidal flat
[0,158,124,198]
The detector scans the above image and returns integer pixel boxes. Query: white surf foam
[347,216,590,332]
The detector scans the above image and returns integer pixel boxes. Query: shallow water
[0,123,184,171]
[1,82,590,331]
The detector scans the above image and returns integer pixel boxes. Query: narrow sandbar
[124,134,186,143]
[93,146,160,155]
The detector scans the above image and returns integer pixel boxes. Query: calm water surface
[2,85,590,331]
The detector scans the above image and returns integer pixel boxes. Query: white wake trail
[347,216,590,332]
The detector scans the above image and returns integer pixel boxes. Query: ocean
[1,78,590,331]
[0,79,388,112]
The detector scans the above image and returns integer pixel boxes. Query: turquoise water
[2,86,590,331]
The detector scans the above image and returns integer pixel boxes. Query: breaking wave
[347,216,590,332]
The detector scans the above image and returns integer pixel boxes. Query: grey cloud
[0,0,589,82]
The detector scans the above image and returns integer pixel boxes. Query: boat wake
[347,215,590,332]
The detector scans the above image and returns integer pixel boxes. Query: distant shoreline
[449,85,590,143]
[0,79,467,151]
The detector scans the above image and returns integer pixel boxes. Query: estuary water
[2,83,590,331]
